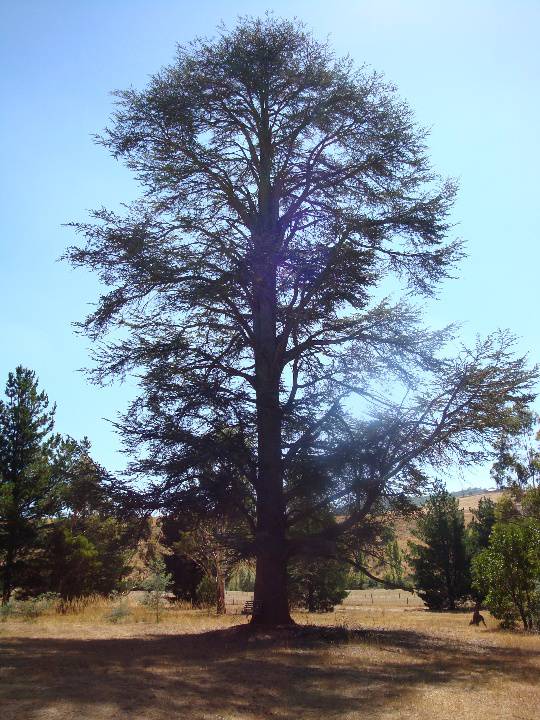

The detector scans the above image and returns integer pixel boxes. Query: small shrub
[140,556,173,623]
[289,558,349,613]
[105,599,132,624]
[196,575,217,608]
[16,593,60,621]
[0,601,15,622]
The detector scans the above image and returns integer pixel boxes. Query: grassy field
[1,598,539,720]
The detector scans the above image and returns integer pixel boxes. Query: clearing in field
[1,603,539,720]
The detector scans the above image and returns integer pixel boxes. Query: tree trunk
[252,521,291,625]
[250,226,293,626]
[516,601,529,631]
[1,533,15,605]
[251,386,292,625]
[307,578,315,613]
[216,568,226,615]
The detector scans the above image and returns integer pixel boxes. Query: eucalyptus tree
[66,17,536,625]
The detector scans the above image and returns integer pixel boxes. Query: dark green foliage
[44,515,133,600]
[13,438,137,601]
[408,489,471,610]
[289,557,349,612]
[0,367,63,604]
[46,524,100,599]
[0,369,137,603]
[196,574,218,608]
[65,16,537,624]
[468,497,497,554]
[288,508,349,612]
[43,441,136,600]
[465,496,497,604]
[160,515,204,602]
[472,519,540,630]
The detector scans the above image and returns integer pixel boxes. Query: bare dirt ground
[1,605,539,720]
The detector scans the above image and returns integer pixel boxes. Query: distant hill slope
[455,489,503,524]
[393,489,503,552]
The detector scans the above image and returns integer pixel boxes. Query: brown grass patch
[1,602,539,720]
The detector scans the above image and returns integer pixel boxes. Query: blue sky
[1,1,538,490]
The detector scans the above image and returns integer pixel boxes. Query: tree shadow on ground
[1,625,538,719]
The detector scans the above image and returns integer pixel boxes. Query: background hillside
[392,489,503,552]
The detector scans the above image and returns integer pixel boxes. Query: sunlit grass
[1,598,539,719]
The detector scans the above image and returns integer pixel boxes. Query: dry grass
[340,589,424,608]
[455,491,503,524]
[1,598,539,720]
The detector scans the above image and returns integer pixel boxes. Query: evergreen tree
[467,496,497,557]
[491,410,540,489]
[66,16,536,625]
[0,367,62,604]
[46,440,137,599]
[464,495,497,616]
[21,438,138,600]
[288,556,349,612]
[408,489,470,610]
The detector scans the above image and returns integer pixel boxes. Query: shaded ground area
[1,615,539,719]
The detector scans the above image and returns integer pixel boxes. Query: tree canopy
[65,16,537,625]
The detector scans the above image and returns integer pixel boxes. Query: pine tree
[0,367,62,604]
[141,555,173,623]
[408,490,470,610]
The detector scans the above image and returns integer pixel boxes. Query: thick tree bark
[251,418,292,626]
[251,352,293,625]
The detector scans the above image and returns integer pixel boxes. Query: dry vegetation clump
[1,604,539,720]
